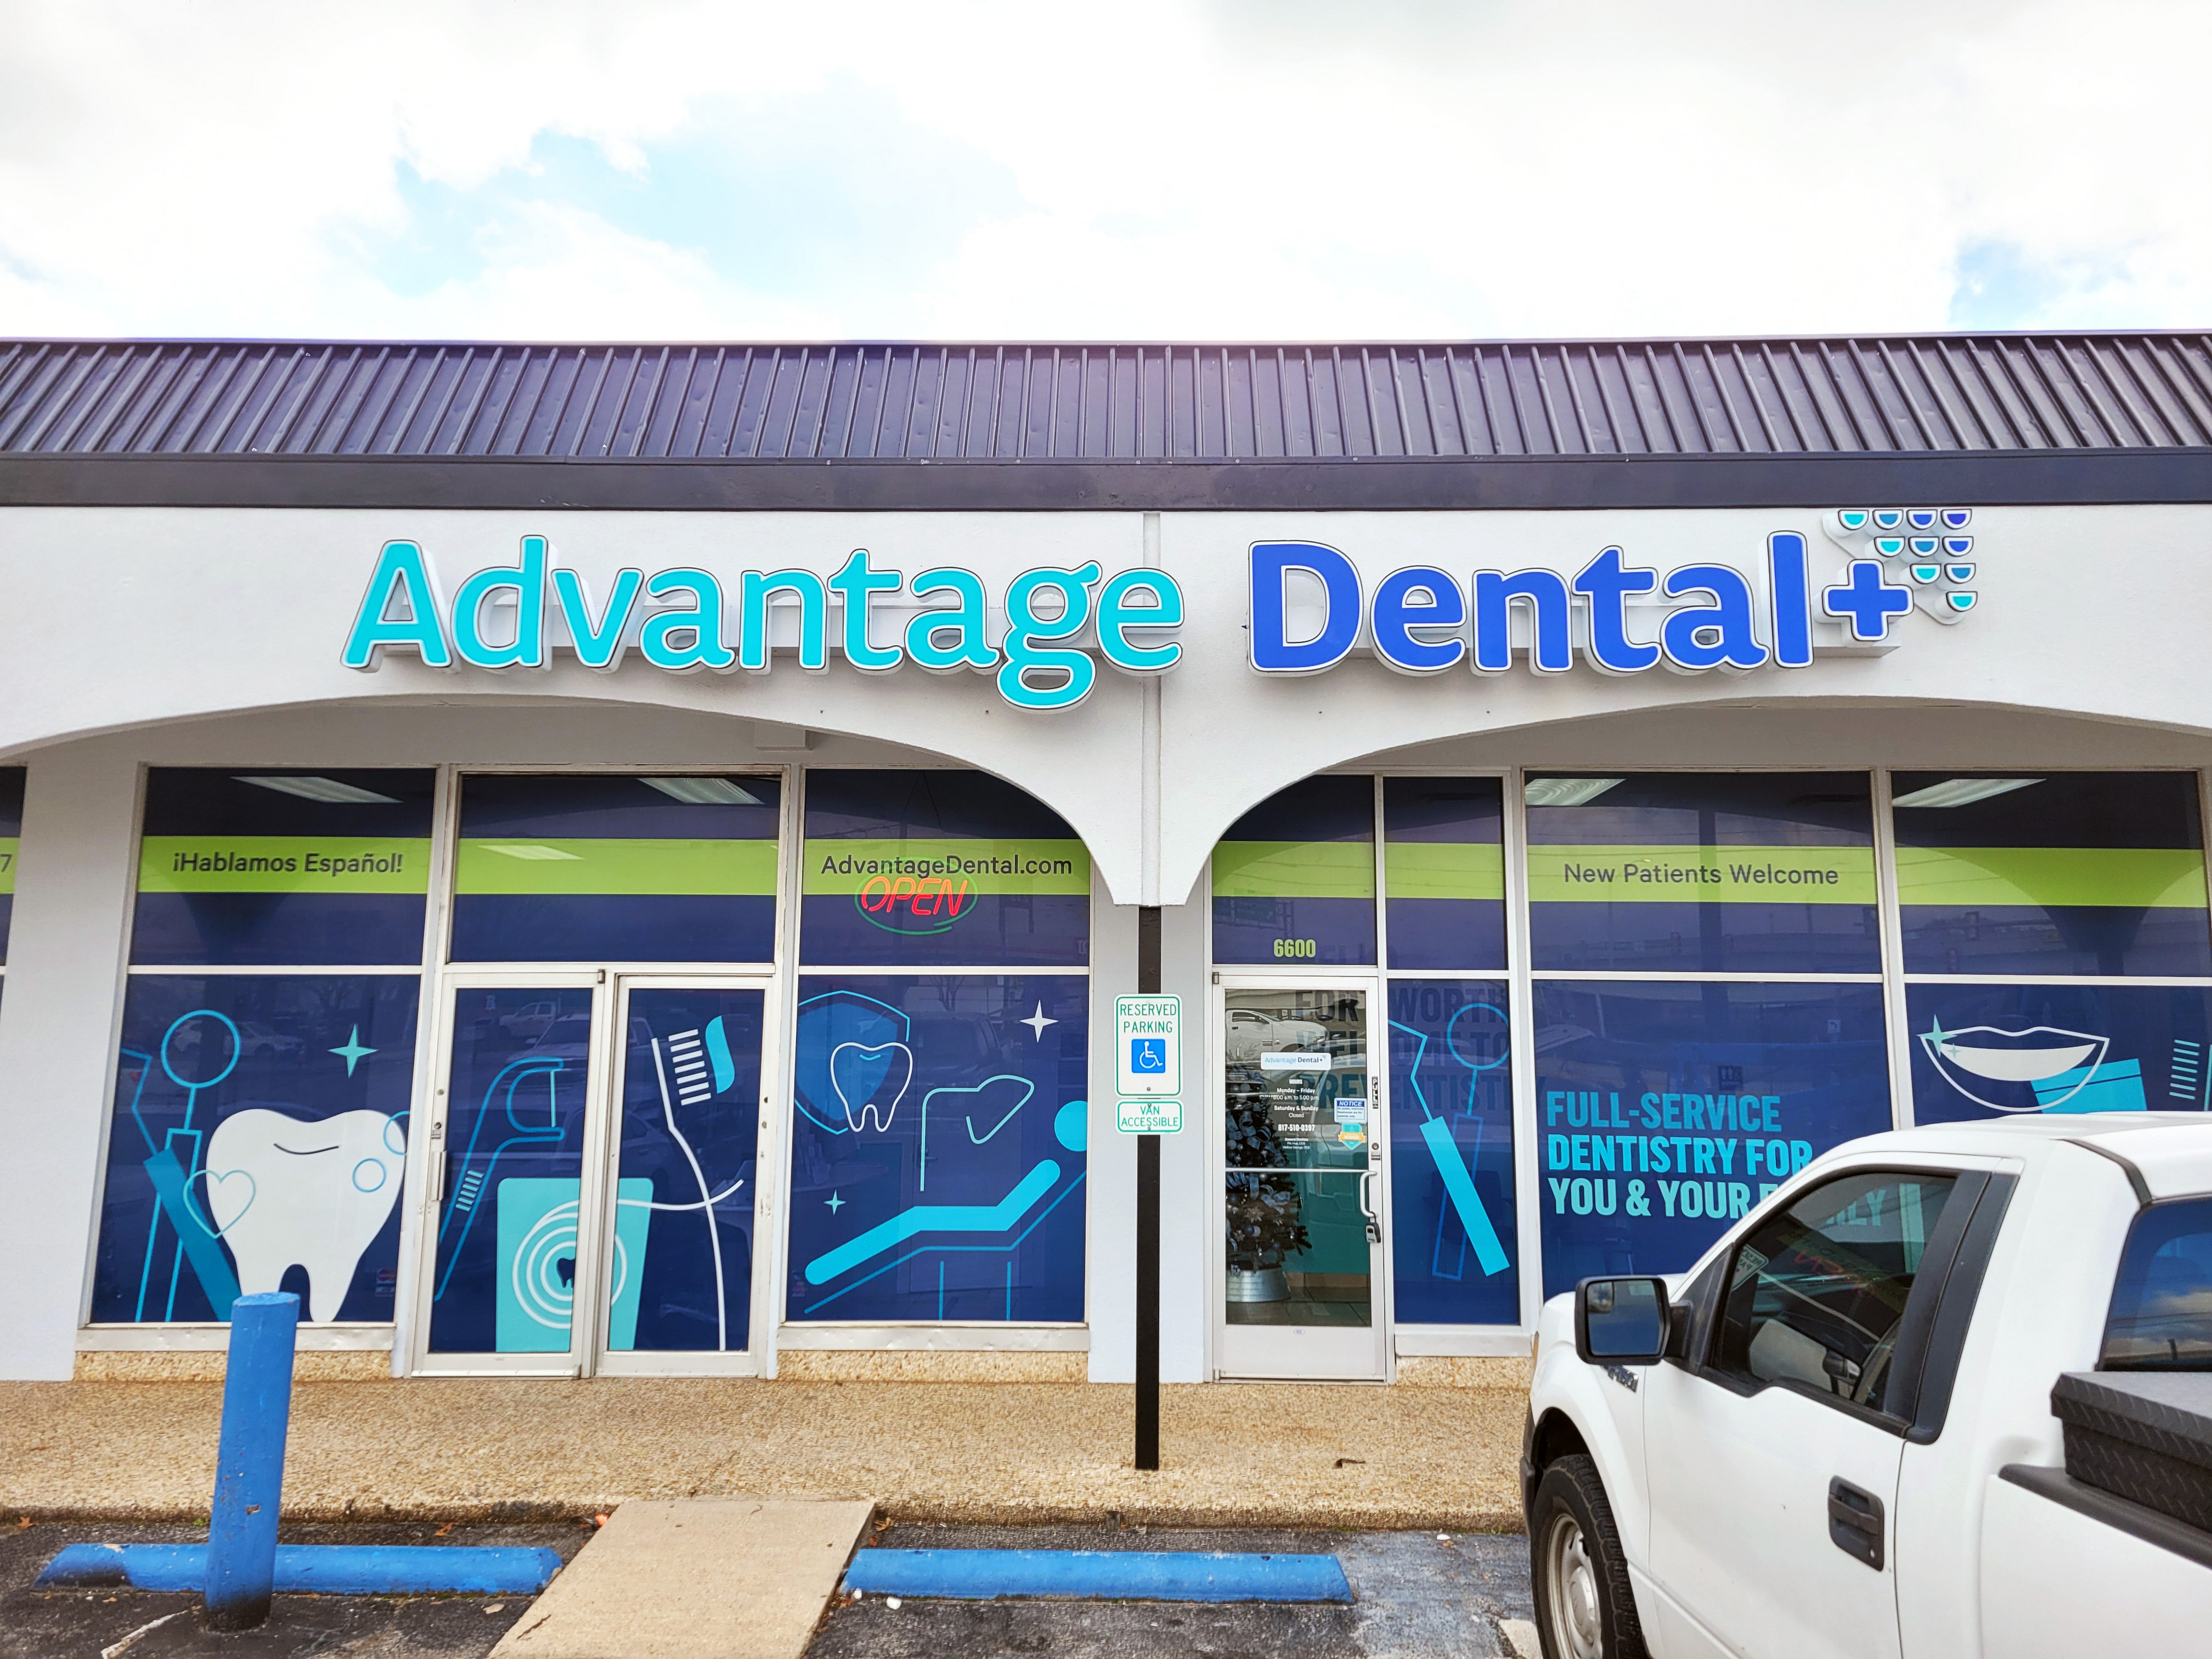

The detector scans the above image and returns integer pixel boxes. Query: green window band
[138,837,432,895]
[456,838,780,896]
[1384,840,1505,901]
[801,838,1091,896]
[1211,839,1375,900]
[1893,846,2209,910]
[1525,844,1879,906]
[0,836,16,895]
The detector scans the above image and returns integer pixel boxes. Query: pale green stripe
[139,836,431,895]
[1212,839,1376,900]
[1385,840,1504,901]
[802,838,1090,896]
[458,838,778,896]
[1895,845,2208,910]
[0,837,15,896]
[1526,843,1878,905]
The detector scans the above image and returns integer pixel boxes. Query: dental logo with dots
[1822,508,1977,624]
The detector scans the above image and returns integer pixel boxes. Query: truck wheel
[1530,1453,1647,1659]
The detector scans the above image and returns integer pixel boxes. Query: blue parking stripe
[37,1543,562,1595]
[842,1549,1352,1602]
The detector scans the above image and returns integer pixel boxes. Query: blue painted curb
[840,1548,1352,1603]
[37,1543,562,1595]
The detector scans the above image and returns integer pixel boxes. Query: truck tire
[1529,1453,1647,1659]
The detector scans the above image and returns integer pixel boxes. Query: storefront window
[1212,775,1375,966]
[1892,772,2211,977]
[88,975,419,1324]
[1529,981,1892,1297]
[800,770,1089,967]
[131,769,436,966]
[785,975,1087,1321]
[1387,980,1518,1324]
[1384,778,1504,970]
[1906,981,2212,1122]
[1525,773,1879,974]
[452,774,781,963]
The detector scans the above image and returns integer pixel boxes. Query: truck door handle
[1826,1478,1885,1571]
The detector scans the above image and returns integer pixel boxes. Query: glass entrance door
[1216,980,1389,1380]
[407,974,770,1376]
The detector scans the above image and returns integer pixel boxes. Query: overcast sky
[2,0,2205,342]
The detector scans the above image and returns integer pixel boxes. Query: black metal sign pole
[1135,904,1162,1472]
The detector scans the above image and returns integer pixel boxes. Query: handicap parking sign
[1131,1037,1167,1074]
[1114,995,1181,1098]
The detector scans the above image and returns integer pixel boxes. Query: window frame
[2097,1191,2212,1373]
[1681,1161,1992,1437]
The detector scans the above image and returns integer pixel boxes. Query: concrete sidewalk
[0,1377,1527,1531]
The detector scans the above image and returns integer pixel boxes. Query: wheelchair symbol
[1130,1038,1166,1075]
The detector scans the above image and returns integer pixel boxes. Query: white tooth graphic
[205,1109,406,1322]
[830,1041,913,1134]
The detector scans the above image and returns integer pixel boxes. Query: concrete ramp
[493,1498,874,1659]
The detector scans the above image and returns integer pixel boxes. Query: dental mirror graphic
[1392,1001,1511,1281]
[129,1011,247,1321]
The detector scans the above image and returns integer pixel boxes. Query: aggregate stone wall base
[72,1349,392,1383]
[1394,1356,1536,1390]
[774,1350,1087,1384]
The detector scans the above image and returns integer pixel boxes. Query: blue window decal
[1892,772,2211,978]
[800,771,1090,968]
[1906,982,2212,1123]
[131,770,437,967]
[1388,981,1518,1325]
[1529,980,1892,1297]
[88,975,420,1324]
[1211,775,1376,966]
[612,988,763,1352]
[0,765,21,963]
[427,986,595,1353]
[1384,778,1504,970]
[452,774,781,964]
[786,975,1087,1322]
[1525,772,1879,975]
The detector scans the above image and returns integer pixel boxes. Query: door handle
[1826,1477,1885,1571]
[1358,1170,1381,1244]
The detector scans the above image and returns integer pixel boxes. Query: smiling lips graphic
[1921,1019,2110,1113]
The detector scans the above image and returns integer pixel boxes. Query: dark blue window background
[786,975,1087,1322]
[132,770,436,967]
[89,975,420,1324]
[1211,775,1376,966]
[800,770,1090,968]
[1530,980,1892,1296]
[452,774,782,964]
[0,765,22,963]
[1907,981,2212,1122]
[1526,773,1879,975]
[616,988,763,1352]
[1389,981,1518,1324]
[428,986,594,1354]
[1893,772,2212,978]
[1384,778,1505,970]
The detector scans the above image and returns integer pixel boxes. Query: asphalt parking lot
[0,1519,1532,1658]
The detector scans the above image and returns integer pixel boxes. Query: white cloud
[0,0,2205,340]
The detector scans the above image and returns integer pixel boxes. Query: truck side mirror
[1575,1276,1671,1365]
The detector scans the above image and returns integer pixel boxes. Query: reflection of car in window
[498,1000,560,1040]
[1223,1009,1327,1064]
[236,1021,303,1058]
[529,1016,595,1064]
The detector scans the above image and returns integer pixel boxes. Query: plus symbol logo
[1821,558,1914,642]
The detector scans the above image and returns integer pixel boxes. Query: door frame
[591,972,779,1378]
[1209,970,1394,1383]
[403,969,613,1378]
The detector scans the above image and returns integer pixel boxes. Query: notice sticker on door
[1333,1098,1369,1124]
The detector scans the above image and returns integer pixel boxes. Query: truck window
[1709,1170,1958,1418]
[2101,1197,2212,1372]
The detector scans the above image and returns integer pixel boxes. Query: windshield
[2101,1197,2212,1372]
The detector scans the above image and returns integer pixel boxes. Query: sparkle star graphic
[329,1026,375,1076]
[825,1192,845,1214]
[1022,1003,1057,1040]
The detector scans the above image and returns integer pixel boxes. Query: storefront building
[3,332,2210,1386]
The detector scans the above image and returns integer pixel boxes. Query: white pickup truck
[1521,1113,2212,1659]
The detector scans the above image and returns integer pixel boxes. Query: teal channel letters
[905,568,996,671]
[739,569,827,671]
[830,550,902,671]
[552,568,642,671]
[453,535,550,669]
[1097,570,1184,672]
[642,569,736,672]
[341,541,453,669]
[1000,562,1103,710]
